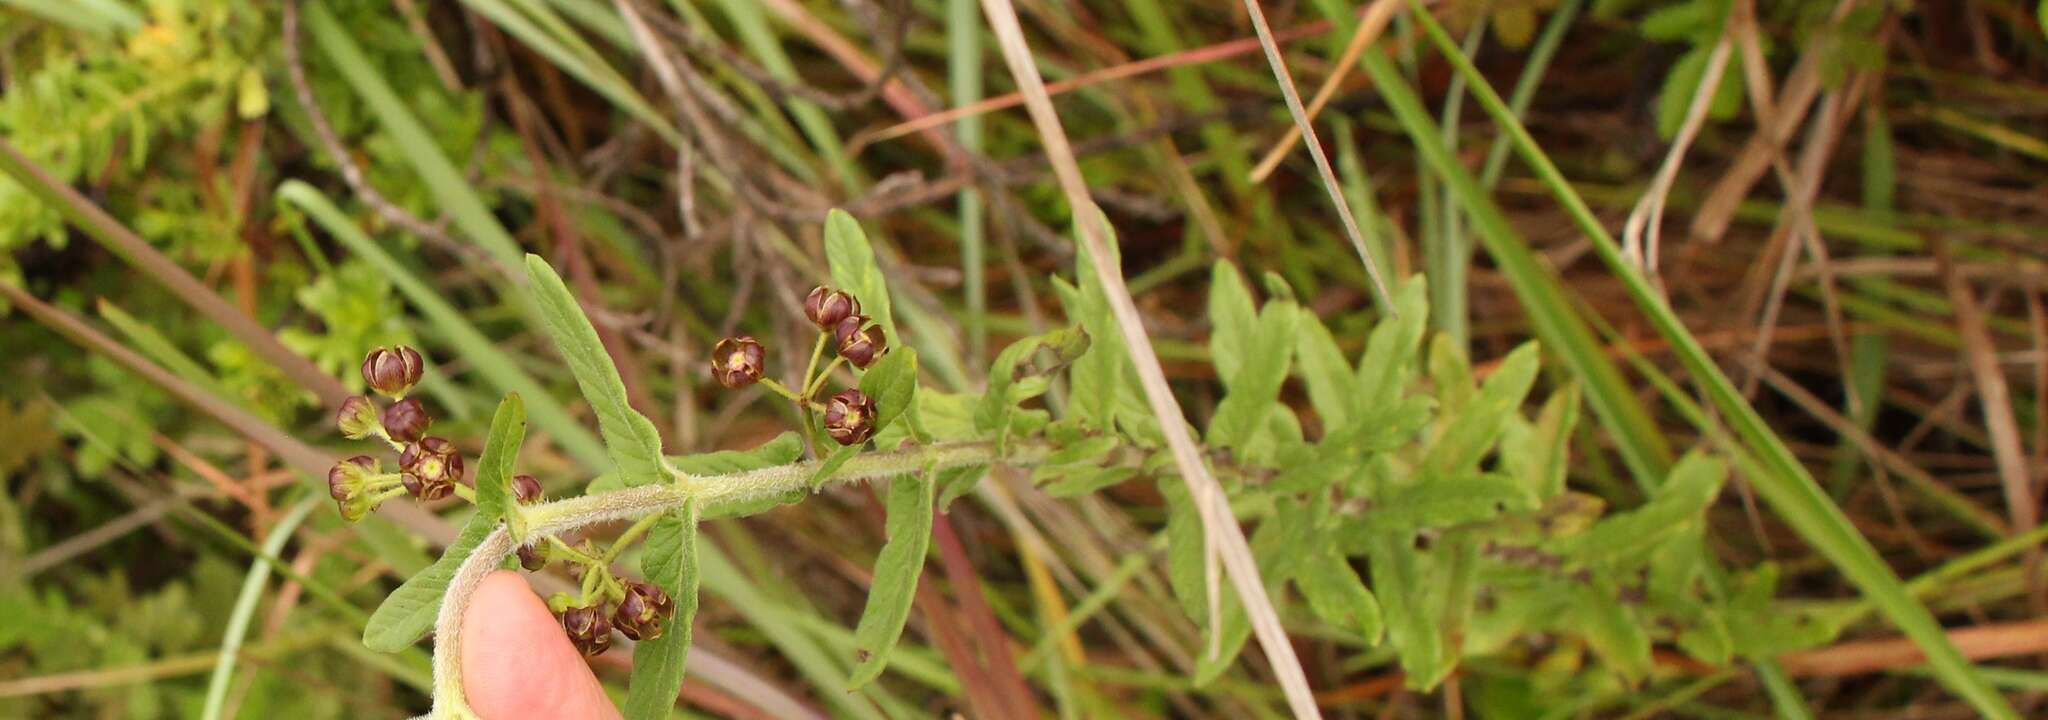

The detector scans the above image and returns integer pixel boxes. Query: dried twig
[975,0,1324,716]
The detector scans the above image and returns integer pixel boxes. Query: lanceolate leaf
[1160,476,1207,623]
[625,501,701,719]
[670,432,804,474]
[362,396,526,652]
[525,255,666,487]
[1501,382,1581,502]
[1356,277,1430,412]
[364,514,493,653]
[825,209,897,343]
[848,474,935,688]
[473,394,527,521]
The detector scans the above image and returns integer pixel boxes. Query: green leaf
[1042,466,1137,498]
[977,330,1075,450]
[1207,300,1300,450]
[1428,333,1478,414]
[1207,261,1257,386]
[848,474,935,688]
[1570,575,1652,683]
[525,255,667,487]
[1390,13,2008,710]
[1501,382,1580,501]
[826,209,897,343]
[1366,530,1446,688]
[671,432,804,475]
[473,394,528,521]
[935,463,990,511]
[1374,474,1533,532]
[360,397,526,653]
[1356,278,1430,411]
[860,348,918,438]
[363,514,494,652]
[1160,476,1207,623]
[1296,547,1382,645]
[1558,452,1727,567]
[625,501,701,719]
[807,444,862,488]
[1294,310,1362,433]
[1420,342,1540,479]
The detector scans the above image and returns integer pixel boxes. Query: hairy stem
[424,438,1052,716]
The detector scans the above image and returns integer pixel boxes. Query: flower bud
[560,605,614,657]
[362,346,424,398]
[710,336,766,389]
[511,474,544,505]
[339,493,378,523]
[833,315,886,369]
[328,455,380,501]
[381,398,432,442]
[399,437,463,500]
[518,541,550,572]
[804,286,861,330]
[336,396,381,439]
[823,389,878,446]
[613,581,676,641]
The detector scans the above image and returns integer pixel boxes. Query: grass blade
[199,494,321,720]
[280,181,611,471]
[1399,4,2014,714]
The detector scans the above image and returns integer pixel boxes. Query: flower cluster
[328,346,473,521]
[709,285,891,446]
[548,579,676,657]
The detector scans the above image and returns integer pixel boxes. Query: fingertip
[460,571,620,720]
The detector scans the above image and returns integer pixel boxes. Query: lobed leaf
[1420,342,1540,479]
[1207,261,1257,386]
[472,394,527,521]
[1296,547,1383,645]
[1206,300,1300,450]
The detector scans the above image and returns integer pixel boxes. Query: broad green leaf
[860,348,918,438]
[625,501,701,719]
[1297,547,1383,645]
[1357,278,1430,410]
[362,396,527,652]
[363,514,493,652]
[825,209,897,343]
[525,255,666,486]
[1207,300,1299,450]
[1421,342,1540,478]
[1207,261,1257,386]
[473,394,527,521]
[848,474,935,688]
[1294,310,1361,433]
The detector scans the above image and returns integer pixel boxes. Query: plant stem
[804,357,847,399]
[602,513,663,564]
